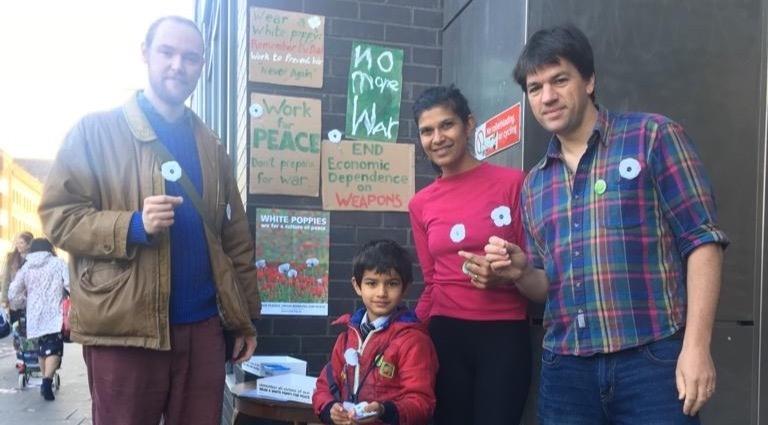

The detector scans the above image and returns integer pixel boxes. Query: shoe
[41,377,55,401]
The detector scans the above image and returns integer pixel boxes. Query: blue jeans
[538,334,700,425]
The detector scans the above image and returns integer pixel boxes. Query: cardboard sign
[474,103,522,160]
[254,208,329,316]
[321,140,414,212]
[249,93,321,196]
[249,7,325,88]
[345,42,403,142]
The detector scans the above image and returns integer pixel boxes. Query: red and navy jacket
[312,307,438,425]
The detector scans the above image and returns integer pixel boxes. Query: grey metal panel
[442,0,527,168]
[525,0,763,322]
[444,0,470,27]
[701,324,755,424]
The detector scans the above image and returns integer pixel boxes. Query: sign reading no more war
[322,140,414,212]
[474,103,521,161]
[250,93,321,196]
[249,7,325,88]
[345,42,403,142]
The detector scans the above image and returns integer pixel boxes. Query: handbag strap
[147,140,219,237]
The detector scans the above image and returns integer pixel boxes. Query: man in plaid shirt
[483,25,729,424]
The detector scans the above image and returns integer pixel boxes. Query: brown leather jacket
[39,95,261,350]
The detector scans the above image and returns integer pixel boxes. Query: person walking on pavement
[1,231,33,324]
[8,238,68,401]
[38,16,261,425]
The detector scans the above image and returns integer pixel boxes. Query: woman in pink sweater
[409,85,531,424]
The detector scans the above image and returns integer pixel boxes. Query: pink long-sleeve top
[408,162,528,321]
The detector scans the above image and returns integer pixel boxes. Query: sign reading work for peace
[249,7,325,88]
[345,42,403,142]
[321,140,414,212]
[249,93,321,196]
[474,103,521,160]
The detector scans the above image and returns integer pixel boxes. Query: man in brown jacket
[38,16,260,425]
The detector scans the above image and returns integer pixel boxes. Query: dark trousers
[83,315,225,425]
[429,316,532,425]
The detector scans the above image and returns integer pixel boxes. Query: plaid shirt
[522,108,729,356]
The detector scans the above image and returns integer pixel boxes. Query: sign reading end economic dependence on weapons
[321,140,414,212]
[255,208,329,316]
[345,42,403,142]
[249,93,321,196]
[249,7,325,88]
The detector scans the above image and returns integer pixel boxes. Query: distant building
[0,150,44,254]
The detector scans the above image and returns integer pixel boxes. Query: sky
[0,0,195,160]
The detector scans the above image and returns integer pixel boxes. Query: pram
[11,312,60,390]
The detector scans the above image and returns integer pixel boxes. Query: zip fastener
[352,325,382,395]
[353,327,363,394]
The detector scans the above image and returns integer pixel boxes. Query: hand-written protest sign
[249,93,321,196]
[255,208,329,316]
[474,103,521,160]
[249,7,324,88]
[322,140,414,212]
[345,42,403,142]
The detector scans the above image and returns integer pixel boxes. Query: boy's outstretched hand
[330,401,383,424]
[330,403,354,424]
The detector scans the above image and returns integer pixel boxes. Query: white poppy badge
[328,129,343,143]
[619,157,641,180]
[449,224,466,243]
[161,161,182,182]
[491,205,512,227]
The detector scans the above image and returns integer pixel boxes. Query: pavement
[0,335,92,424]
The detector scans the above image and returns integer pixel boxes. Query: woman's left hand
[458,251,508,289]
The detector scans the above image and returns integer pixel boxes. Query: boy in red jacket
[313,240,438,425]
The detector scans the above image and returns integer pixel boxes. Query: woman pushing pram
[8,238,69,401]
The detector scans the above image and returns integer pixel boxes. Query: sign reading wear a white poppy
[474,103,521,160]
[249,7,325,88]
[254,208,329,316]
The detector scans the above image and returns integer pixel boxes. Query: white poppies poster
[254,208,330,316]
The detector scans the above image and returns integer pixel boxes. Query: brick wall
[246,0,443,375]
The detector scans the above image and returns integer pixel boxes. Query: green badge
[594,179,607,195]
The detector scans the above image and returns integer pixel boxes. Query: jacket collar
[122,92,159,143]
[332,306,419,330]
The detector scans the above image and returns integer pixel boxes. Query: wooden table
[230,382,320,425]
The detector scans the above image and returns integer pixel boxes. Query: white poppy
[249,103,264,118]
[316,278,324,285]
[306,257,320,267]
[619,157,641,180]
[278,263,291,274]
[287,269,298,278]
[161,161,182,182]
[344,348,359,366]
[307,16,322,29]
[254,259,267,269]
[328,129,342,143]
[491,205,512,227]
[449,224,466,243]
